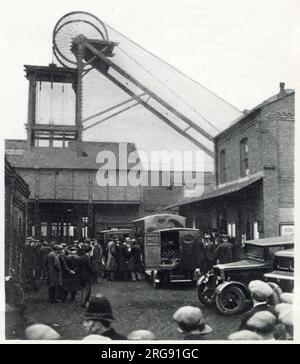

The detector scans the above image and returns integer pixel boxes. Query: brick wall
[215,115,262,185]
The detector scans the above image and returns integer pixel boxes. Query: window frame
[240,138,249,177]
[219,149,227,184]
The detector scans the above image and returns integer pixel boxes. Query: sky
[0,0,299,171]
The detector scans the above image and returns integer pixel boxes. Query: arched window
[240,138,249,177]
[219,149,226,183]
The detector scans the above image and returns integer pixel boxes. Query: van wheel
[216,286,246,315]
[151,272,160,289]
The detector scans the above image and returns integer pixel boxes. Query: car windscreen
[245,245,265,261]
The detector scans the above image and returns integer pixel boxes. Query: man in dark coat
[118,241,130,281]
[83,295,126,340]
[61,247,79,302]
[47,245,63,303]
[202,232,215,273]
[78,244,94,307]
[39,240,52,280]
[215,234,233,264]
[129,239,142,281]
[239,280,278,330]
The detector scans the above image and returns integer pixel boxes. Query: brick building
[5,158,30,279]
[167,84,295,243]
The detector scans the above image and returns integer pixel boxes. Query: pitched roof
[215,89,295,140]
[5,140,139,170]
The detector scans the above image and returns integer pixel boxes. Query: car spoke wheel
[197,284,216,306]
[216,286,246,315]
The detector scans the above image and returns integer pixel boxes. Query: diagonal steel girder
[83,42,214,143]
[102,72,214,158]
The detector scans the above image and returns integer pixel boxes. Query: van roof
[151,228,199,233]
[133,214,185,222]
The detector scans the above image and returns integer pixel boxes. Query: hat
[85,295,114,322]
[280,293,294,304]
[125,237,131,242]
[275,302,291,314]
[68,246,78,252]
[228,330,263,340]
[25,324,60,340]
[173,306,212,334]
[248,280,273,301]
[279,308,293,327]
[82,335,112,341]
[127,330,156,340]
[53,245,63,251]
[246,311,276,333]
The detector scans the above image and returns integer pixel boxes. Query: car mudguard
[215,281,251,299]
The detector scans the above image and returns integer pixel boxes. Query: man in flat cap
[215,234,233,264]
[239,280,277,330]
[228,330,263,340]
[173,306,213,340]
[127,330,156,340]
[25,324,60,340]
[278,307,293,340]
[246,311,277,340]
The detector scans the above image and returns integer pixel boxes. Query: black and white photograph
[1,0,299,344]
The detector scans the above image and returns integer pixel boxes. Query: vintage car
[197,235,294,315]
[263,248,294,293]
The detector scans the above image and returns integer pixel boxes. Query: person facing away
[215,234,233,264]
[78,244,94,308]
[61,246,80,303]
[239,280,278,330]
[129,239,142,281]
[173,306,213,340]
[83,294,126,340]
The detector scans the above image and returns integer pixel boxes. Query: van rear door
[144,232,161,270]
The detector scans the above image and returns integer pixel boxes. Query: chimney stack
[278,82,286,97]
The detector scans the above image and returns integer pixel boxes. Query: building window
[219,149,226,183]
[240,138,249,177]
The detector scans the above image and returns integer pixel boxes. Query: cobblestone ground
[8,278,241,340]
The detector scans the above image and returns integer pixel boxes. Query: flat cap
[127,330,156,340]
[280,293,294,304]
[82,335,112,341]
[228,330,263,340]
[25,324,60,340]
[279,308,293,327]
[246,311,276,331]
[248,280,273,301]
[173,306,212,334]
[275,302,292,314]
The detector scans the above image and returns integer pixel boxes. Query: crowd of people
[22,235,143,308]
[22,278,293,341]
[6,230,294,341]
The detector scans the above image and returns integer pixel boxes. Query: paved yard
[7,278,241,340]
